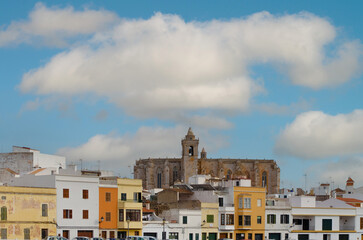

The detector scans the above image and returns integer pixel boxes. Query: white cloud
[309,157,363,187]
[275,110,363,159]
[18,12,362,125]
[0,2,118,47]
[57,126,227,176]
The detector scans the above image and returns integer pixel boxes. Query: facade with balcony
[289,196,360,240]
[117,178,143,238]
[233,180,266,240]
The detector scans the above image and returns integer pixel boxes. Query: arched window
[227,170,232,180]
[173,166,178,184]
[262,171,267,187]
[157,169,162,188]
[1,206,7,221]
[189,146,194,156]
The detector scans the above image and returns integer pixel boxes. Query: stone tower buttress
[181,128,199,183]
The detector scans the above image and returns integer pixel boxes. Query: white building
[0,146,66,183]
[9,166,99,239]
[289,196,359,240]
[265,198,291,240]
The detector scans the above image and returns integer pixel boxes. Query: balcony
[118,200,143,209]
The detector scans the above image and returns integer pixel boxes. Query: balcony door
[302,219,309,230]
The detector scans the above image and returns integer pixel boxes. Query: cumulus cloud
[0,2,118,47]
[275,110,363,159]
[18,11,362,125]
[57,126,227,176]
[309,157,363,187]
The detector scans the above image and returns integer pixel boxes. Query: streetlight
[127,217,130,239]
[162,218,166,240]
[99,216,104,224]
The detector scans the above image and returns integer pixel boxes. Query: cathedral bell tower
[181,128,199,183]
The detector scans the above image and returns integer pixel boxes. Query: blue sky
[1,1,363,189]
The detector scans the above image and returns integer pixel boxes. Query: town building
[265,198,292,240]
[8,166,100,239]
[234,180,266,240]
[0,146,66,183]
[134,128,280,194]
[117,178,143,238]
[0,185,57,239]
[289,196,359,240]
[99,177,118,239]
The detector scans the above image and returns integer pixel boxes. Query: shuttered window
[42,204,48,217]
[83,210,89,219]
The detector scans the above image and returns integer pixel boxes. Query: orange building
[99,177,118,239]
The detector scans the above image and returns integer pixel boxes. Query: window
[293,219,302,225]
[257,199,262,207]
[42,204,48,217]
[323,234,331,240]
[322,219,332,231]
[248,234,252,240]
[189,233,193,240]
[63,209,72,219]
[226,214,234,225]
[102,231,107,238]
[173,166,178,183]
[244,215,251,226]
[267,214,276,224]
[133,192,142,202]
[1,207,7,221]
[196,233,199,240]
[221,214,225,225]
[207,215,214,223]
[83,210,89,219]
[106,212,111,221]
[121,193,127,201]
[238,215,243,226]
[119,209,124,221]
[239,197,243,208]
[135,231,139,236]
[126,209,141,221]
[41,229,48,239]
[262,171,267,187]
[257,216,262,224]
[1,228,7,239]
[63,189,69,198]
[243,198,251,208]
[24,228,30,240]
[281,214,289,224]
[338,234,349,240]
[63,230,69,239]
[157,171,162,188]
[219,197,224,207]
[360,217,363,229]
[83,189,89,199]
[106,192,111,202]
[183,216,188,224]
[110,231,115,238]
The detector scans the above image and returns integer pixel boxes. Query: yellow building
[234,185,266,240]
[117,178,143,238]
[201,202,219,240]
[0,186,57,240]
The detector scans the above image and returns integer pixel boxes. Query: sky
[1,1,363,190]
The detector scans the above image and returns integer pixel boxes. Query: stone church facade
[134,128,280,194]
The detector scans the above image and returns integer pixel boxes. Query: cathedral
[133,128,280,194]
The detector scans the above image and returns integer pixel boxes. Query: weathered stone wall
[0,153,34,183]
